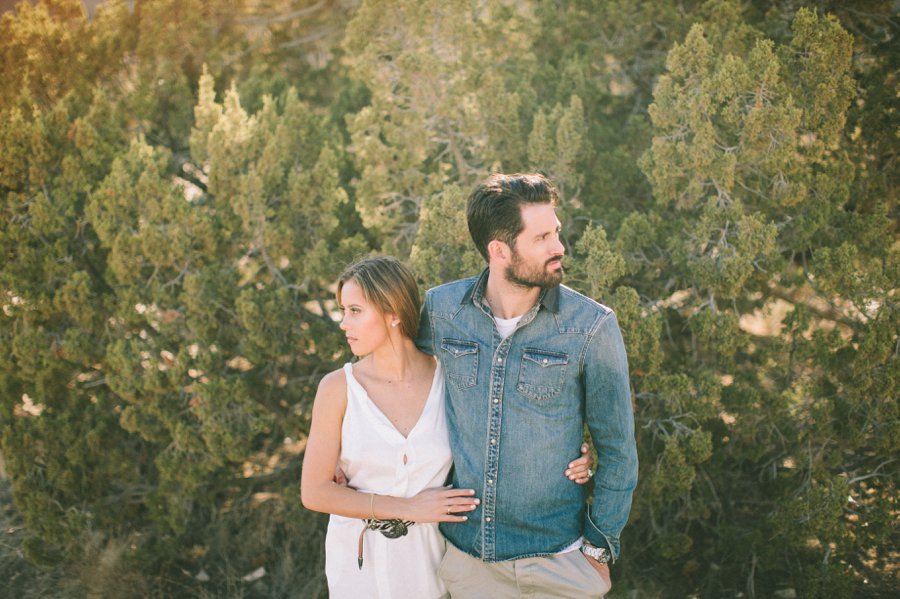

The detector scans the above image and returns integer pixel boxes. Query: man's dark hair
[466,173,559,261]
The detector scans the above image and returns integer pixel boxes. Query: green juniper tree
[0,1,895,597]
[1,1,362,596]
[631,8,896,597]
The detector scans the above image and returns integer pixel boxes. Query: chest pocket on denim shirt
[516,348,568,400]
[440,339,478,390]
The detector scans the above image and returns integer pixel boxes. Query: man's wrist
[580,541,612,564]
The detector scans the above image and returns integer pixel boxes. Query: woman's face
[338,279,393,356]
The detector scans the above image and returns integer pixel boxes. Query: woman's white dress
[325,361,451,599]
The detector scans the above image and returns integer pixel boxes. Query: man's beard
[505,250,564,289]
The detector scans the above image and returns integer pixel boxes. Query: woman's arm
[300,370,478,522]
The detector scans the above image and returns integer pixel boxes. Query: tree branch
[239,1,329,27]
[767,284,864,332]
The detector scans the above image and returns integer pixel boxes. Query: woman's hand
[401,487,480,523]
[565,442,595,484]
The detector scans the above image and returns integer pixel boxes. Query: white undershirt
[559,538,584,554]
[493,313,584,555]
[493,314,522,340]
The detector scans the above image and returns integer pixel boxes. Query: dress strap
[342,363,364,409]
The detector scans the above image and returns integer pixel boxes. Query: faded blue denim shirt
[417,269,638,563]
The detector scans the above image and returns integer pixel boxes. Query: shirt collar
[461,268,560,314]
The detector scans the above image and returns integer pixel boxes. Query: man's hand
[582,553,611,594]
[333,466,348,487]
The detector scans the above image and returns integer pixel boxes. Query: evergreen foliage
[0,0,895,596]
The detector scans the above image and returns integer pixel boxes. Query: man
[417,173,638,598]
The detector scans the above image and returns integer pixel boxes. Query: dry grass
[0,476,330,598]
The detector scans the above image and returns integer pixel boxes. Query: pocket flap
[522,349,568,367]
[440,339,478,357]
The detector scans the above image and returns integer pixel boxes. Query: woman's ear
[384,311,400,329]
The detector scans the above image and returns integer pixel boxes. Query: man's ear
[487,239,510,263]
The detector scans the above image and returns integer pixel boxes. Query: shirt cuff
[583,513,620,562]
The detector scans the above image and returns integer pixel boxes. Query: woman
[301,256,593,598]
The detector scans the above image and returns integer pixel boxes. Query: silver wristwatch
[580,543,611,564]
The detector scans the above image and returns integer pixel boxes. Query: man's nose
[553,236,566,255]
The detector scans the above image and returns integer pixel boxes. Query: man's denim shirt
[417,269,638,563]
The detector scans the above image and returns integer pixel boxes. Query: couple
[301,173,638,598]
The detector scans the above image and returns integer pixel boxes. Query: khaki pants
[438,541,609,599]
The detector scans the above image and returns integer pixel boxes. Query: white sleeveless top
[325,361,451,599]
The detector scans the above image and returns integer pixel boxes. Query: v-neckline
[346,360,440,439]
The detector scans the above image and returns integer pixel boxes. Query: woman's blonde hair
[336,256,421,340]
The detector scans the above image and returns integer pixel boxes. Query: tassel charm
[358,524,366,569]
[356,518,414,569]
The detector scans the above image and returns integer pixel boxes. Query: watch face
[582,545,611,563]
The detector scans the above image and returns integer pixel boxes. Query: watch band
[580,543,611,564]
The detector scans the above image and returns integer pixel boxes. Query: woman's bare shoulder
[316,367,348,401]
